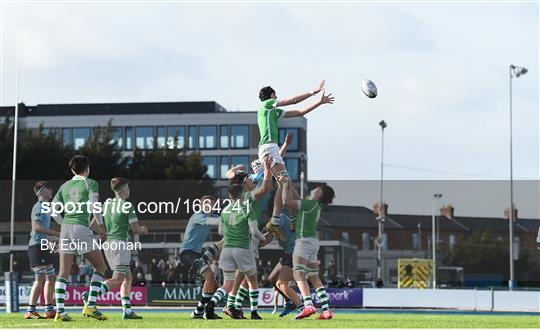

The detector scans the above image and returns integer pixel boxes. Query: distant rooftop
[0,101,227,117]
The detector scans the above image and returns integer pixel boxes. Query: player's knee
[276,280,288,291]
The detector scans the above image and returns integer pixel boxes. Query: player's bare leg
[266,179,287,241]
[25,271,46,319]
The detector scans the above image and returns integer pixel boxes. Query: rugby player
[281,178,336,320]
[51,155,108,321]
[178,195,222,319]
[257,81,334,239]
[25,181,60,320]
[82,177,148,319]
[203,157,272,320]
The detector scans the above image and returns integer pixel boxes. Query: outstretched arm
[278,133,293,157]
[252,156,273,200]
[283,91,335,118]
[276,80,325,107]
[226,165,246,179]
[281,179,301,211]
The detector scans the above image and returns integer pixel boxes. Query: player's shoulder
[31,201,42,213]
[259,99,278,110]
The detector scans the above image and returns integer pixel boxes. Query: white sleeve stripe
[272,100,279,108]
[128,218,138,224]
[296,200,301,210]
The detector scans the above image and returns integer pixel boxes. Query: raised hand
[284,133,294,146]
[319,91,335,105]
[313,80,325,94]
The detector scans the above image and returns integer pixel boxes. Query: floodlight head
[510,65,528,78]
[379,120,387,129]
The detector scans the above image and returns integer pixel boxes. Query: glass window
[220,156,229,179]
[202,156,217,179]
[230,155,250,170]
[219,186,229,200]
[73,127,91,150]
[188,126,197,149]
[136,126,154,150]
[279,128,299,151]
[125,127,133,150]
[284,158,299,181]
[220,126,229,149]
[167,126,185,149]
[156,126,166,148]
[62,128,72,146]
[199,126,217,149]
[230,125,249,149]
[108,127,123,149]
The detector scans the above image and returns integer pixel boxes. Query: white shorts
[104,240,131,274]
[258,143,284,167]
[219,247,257,275]
[250,235,260,259]
[59,224,98,255]
[293,237,319,265]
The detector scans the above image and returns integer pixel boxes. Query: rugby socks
[249,289,259,311]
[315,287,330,311]
[226,294,236,309]
[45,304,54,313]
[55,277,68,315]
[203,243,219,262]
[234,285,248,308]
[121,296,132,314]
[194,293,213,315]
[27,305,36,313]
[100,282,109,296]
[303,295,314,307]
[210,288,226,306]
[271,215,280,226]
[87,272,105,308]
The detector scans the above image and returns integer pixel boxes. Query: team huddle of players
[24,81,335,321]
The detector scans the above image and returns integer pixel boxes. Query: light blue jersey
[29,201,51,246]
[278,213,296,254]
[181,212,219,252]
[249,172,271,212]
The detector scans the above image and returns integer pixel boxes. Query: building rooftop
[0,101,227,117]
[321,204,540,233]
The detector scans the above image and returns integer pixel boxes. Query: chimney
[373,202,388,218]
[440,204,455,219]
[503,206,518,222]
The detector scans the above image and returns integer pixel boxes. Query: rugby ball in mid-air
[361,79,378,98]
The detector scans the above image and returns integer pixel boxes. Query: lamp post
[508,64,527,289]
[9,70,20,272]
[376,120,387,287]
[432,193,443,289]
[300,154,305,198]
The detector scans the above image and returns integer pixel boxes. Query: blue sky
[1,1,538,186]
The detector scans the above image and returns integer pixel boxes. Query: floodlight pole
[508,64,527,290]
[9,70,20,271]
[432,193,442,289]
[376,120,387,287]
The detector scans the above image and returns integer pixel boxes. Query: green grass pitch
[1,310,539,328]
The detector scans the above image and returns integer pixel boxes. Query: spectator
[327,260,337,286]
[150,258,161,285]
[69,261,79,285]
[78,259,87,284]
[133,260,144,278]
[345,277,355,288]
[134,272,147,287]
